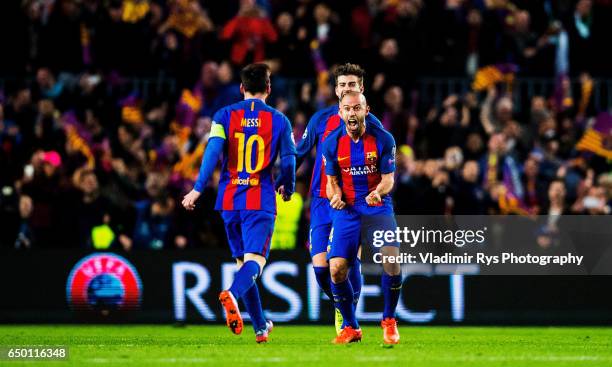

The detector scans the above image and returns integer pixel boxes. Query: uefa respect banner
[0,250,470,324]
[2,230,612,325]
[360,215,612,275]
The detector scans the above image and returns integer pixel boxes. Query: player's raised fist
[182,189,201,211]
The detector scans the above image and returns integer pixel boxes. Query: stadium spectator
[565,0,596,75]
[452,160,488,214]
[521,155,547,213]
[220,0,277,66]
[380,86,412,142]
[271,11,313,78]
[70,168,114,248]
[0,0,611,250]
[18,150,69,248]
[39,0,83,73]
[130,171,185,250]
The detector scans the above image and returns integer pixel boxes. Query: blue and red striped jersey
[322,122,396,206]
[210,98,296,213]
[296,105,383,199]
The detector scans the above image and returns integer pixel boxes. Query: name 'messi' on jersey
[342,164,378,176]
[240,117,261,127]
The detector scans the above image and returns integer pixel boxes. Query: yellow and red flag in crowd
[576,112,612,160]
[472,64,517,92]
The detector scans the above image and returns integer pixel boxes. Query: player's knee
[381,244,400,275]
[330,261,348,283]
[312,252,328,267]
[243,253,266,274]
[383,262,401,276]
[235,258,244,269]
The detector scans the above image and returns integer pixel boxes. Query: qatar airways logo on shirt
[241,118,261,127]
[231,177,260,186]
[342,164,378,176]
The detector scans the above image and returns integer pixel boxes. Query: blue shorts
[309,196,333,257]
[221,210,276,259]
[327,203,398,264]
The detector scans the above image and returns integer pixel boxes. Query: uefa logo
[66,253,142,315]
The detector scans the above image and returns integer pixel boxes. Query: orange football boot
[332,326,362,344]
[381,317,400,344]
[255,320,274,343]
[219,290,243,335]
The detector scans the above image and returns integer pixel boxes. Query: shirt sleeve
[323,135,339,176]
[193,137,224,192]
[296,110,323,165]
[277,115,296,194]
[379,131,397,174]
[279,115,297,158]
[210,109,228,140]
[366,112,384,129]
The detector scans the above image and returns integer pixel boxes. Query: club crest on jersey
[66,253,142,315]
[366,151,377,163]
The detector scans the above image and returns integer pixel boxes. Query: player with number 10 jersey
[182,63,296,344]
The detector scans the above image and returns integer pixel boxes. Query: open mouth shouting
[347,117,359,131]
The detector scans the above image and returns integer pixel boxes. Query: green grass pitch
[1,325,611,366]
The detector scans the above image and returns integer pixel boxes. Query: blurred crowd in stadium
[1,0,612,250]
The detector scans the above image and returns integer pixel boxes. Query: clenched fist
[366,190,381,206]
[182,189,201,210]
[330,193,346,210]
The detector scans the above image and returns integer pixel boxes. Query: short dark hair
[240,63,271,94]
[333,63,365,86]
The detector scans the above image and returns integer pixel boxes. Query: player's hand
[277,185,292,201]
[330,194,346,210]
[182,189,201,211]
[366,190,382,206]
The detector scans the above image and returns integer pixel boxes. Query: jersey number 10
[234,132,265,173]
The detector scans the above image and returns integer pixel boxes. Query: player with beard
[296,63,383,334]
[323,91,401,344]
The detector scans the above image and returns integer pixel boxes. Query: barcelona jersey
[322,122,396,207]
[296,105,383,199]
[209,98,296,213]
